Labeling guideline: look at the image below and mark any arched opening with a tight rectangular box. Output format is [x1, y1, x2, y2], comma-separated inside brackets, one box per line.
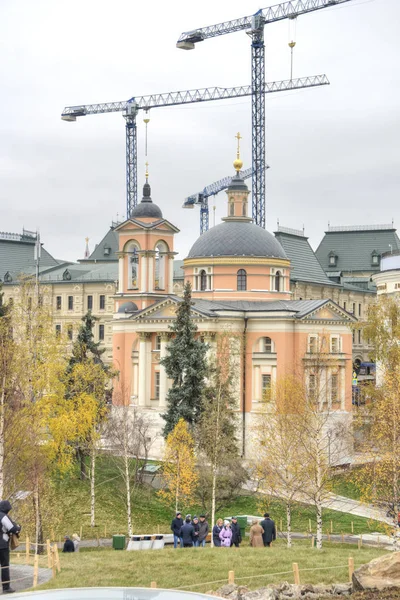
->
[275, 271, 281, 292]
[200, 270, 207, 291]
[155, 240, 168, 290]
[242, 202, 246, 216]
[230, 202, 234, 216]
[127, 242, 140, 289]
[237, 269, 247, 291]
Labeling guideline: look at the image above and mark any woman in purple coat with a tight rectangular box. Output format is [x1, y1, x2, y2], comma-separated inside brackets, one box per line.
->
[219, 521, 233, 547]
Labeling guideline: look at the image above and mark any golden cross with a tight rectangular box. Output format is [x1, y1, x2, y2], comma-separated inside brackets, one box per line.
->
[145, 161, 149, 179]
[235, 132, 242, 157]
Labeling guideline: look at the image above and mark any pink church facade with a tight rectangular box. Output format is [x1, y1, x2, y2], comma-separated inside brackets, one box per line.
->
[112, 166, 355, 459]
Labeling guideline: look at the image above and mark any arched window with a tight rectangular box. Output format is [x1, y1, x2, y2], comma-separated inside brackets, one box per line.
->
[155, 241, 167, 289]
[263, 337, 273, 353]
[127, 242, 140, 289]
[242, 202, 247, 216]
[237, 269, 247, 291]
[230, 202, 234, 216]
[200, 270, 207, 291]
[275, 271, 281, 292]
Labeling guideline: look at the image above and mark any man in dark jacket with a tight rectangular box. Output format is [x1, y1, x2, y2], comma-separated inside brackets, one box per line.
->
[198, 515, 209, 547]
[170, 512, 184, 548]
[62, 535, 75, 553]
[230, 517, 242, 547]
[0, 500, 21, 594]
[180, 517, 195, 548]
[260, 513, 276, 547]
[192, 516, 200, 546]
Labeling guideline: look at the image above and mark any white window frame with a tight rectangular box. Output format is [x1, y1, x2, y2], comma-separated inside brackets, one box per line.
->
[308, 335, 318, 354]
[330, 335, 341, 354]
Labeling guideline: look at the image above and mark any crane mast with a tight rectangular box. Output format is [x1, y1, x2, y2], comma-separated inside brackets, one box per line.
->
[62, 75, 329, 218]
[177, 0, 355, 228]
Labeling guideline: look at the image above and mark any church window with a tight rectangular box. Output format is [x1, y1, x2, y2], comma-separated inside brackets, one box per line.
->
[99, 295, 105, 310]
[309, 335, 318, 353]
[200, 270, 207, 291]
[87, 295, 93, 310]
[275, 271, 281, 292]
[237, 269, 247, 291]
[154, 372, 160, 400]
[262, 337, 273, 353]
[128, 242, 140, 289]
[242, 202, 246, 216]
[262, 374, 271, 396]
[330, 336, 340, 353]
[155, 335, 161, 351]
[68, 296, 73, 310]
[331, 373, 339, 402]
[56, 296, 62, 310]
[230, 202, 234, 216]
[99, 324, 105, 341]
[309, 374, 316, 396]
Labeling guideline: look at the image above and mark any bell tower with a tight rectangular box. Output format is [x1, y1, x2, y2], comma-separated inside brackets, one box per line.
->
[222, 132, 252, 222]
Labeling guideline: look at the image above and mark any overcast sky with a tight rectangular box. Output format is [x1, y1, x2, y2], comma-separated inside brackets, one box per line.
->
[1, 0, 399, 263]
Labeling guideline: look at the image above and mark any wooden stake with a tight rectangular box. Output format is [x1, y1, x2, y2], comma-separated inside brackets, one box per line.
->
[357, 539, 361, 550]
[46, 539, 51, 568]
[79, 525, 83, 540]
[308, 519, 312, 533]
[26, 537, 30, 564]
[327, 531, 331, 542]
[150, 582, 157, 589]
[348, 557, 354, 580]
[351, 521, 354, 534]
[228, 570, 235, 584]
[377, 535, 380, 546]
[54, 544, 61, 573]
[360, 534, 363, 547]
[51, 548, 57, 579]
[341, 533, 344, 543]
[311, 536, 315, 548]
[33, 554, 39, 588]
[292, 563, 300, 585]
[330, 520, 333, 534]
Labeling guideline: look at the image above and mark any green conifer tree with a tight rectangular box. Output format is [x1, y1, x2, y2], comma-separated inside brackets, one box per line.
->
[161, 282, 208, 437]
[67, 311, 107, 371]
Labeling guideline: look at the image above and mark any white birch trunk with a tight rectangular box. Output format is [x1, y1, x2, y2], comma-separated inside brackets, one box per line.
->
[210, 464, 217, 548]
[90, 445, 96, 528]
[286, 502, 292, 548]
[125, 453, 132, 537]
[0, 376, 5, 499]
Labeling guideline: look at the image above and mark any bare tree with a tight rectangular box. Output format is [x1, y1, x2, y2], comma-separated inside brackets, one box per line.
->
[104, 399, 153, 536]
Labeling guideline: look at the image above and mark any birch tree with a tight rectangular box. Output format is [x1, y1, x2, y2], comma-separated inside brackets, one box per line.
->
[105, 402, 153, 536]
[158, 418, 198, 512]
[196, 332, 243, 544]
[255, 376, 308, 548]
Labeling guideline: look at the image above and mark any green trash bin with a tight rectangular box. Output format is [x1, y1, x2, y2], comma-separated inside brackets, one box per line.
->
[112, 534, 126, 550]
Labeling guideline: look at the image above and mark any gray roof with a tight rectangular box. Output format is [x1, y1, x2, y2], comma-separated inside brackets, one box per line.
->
[135, 296, 351, 321]
[274, 230, 336, 286]
[188, 221, 287, 259]
[0, 235, 59, 281]
[87, 227, 119, 262]
[227, 173, 249, 192]
[315, 227, 400, 272]
[39, 262, 118, 283]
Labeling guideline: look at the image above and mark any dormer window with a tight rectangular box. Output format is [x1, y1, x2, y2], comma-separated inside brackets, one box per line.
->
[4, 272, 12, 283]
[63, 269, 71, 281]
[328, 251, 337, 267]
[371, 250, 380, 266]
[103, 246, 111, 256]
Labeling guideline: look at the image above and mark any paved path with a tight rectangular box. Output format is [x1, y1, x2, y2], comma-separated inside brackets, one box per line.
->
[9, 564, 52, 592]
[318, 493, 392, 525]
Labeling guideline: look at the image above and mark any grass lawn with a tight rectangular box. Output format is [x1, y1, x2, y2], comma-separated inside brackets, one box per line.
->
[32, 457, 386, 541]
[28, 541, 388, 593]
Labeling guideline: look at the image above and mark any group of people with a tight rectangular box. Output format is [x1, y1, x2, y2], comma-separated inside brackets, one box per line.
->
[170, 511, 276, 548]
[62, 533, 80, 553]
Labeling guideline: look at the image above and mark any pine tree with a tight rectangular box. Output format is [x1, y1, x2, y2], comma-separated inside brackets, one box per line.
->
[161, 282, 208, 437]
[67, 311, 107, 372]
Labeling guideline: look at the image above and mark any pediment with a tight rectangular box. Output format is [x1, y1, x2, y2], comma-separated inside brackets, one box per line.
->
[133, 297, 209, 321]
[115, 219, 179, 234]
[300, 302, 356, 322]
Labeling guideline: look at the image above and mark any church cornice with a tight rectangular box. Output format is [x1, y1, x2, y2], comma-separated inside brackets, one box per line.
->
[183, 257, 290, 267]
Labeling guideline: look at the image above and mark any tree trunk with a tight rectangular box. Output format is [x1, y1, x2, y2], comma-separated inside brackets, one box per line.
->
[90, 445, 96, 528]
[286, 502, 292, 548]
[210, 463, 217, 548]
[0, 376, 5, 499]
[78, 448, 88, 481]
[125, 454, 132, 537]
[33, 474, 44, 555]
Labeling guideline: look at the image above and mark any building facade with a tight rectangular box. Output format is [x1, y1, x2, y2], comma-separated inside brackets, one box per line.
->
[112, 162, 356, 460]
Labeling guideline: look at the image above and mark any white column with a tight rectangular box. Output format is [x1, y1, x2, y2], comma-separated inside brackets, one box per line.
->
[168, 257, 174, 293]
[118, 255, 124, 293]
[133, 363, 139, 399]
[138, 333, 150, 406]
[159, 333, 170, 407]
[140, 254, 147, 292]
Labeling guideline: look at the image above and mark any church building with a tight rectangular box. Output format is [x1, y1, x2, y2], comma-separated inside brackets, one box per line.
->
[112, 152, 356, 459]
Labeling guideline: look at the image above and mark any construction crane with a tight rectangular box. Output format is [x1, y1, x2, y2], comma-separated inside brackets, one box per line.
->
[177, 0, 355, 229]
[183, 165, 269, 235]
[61, 75, 329, 219]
